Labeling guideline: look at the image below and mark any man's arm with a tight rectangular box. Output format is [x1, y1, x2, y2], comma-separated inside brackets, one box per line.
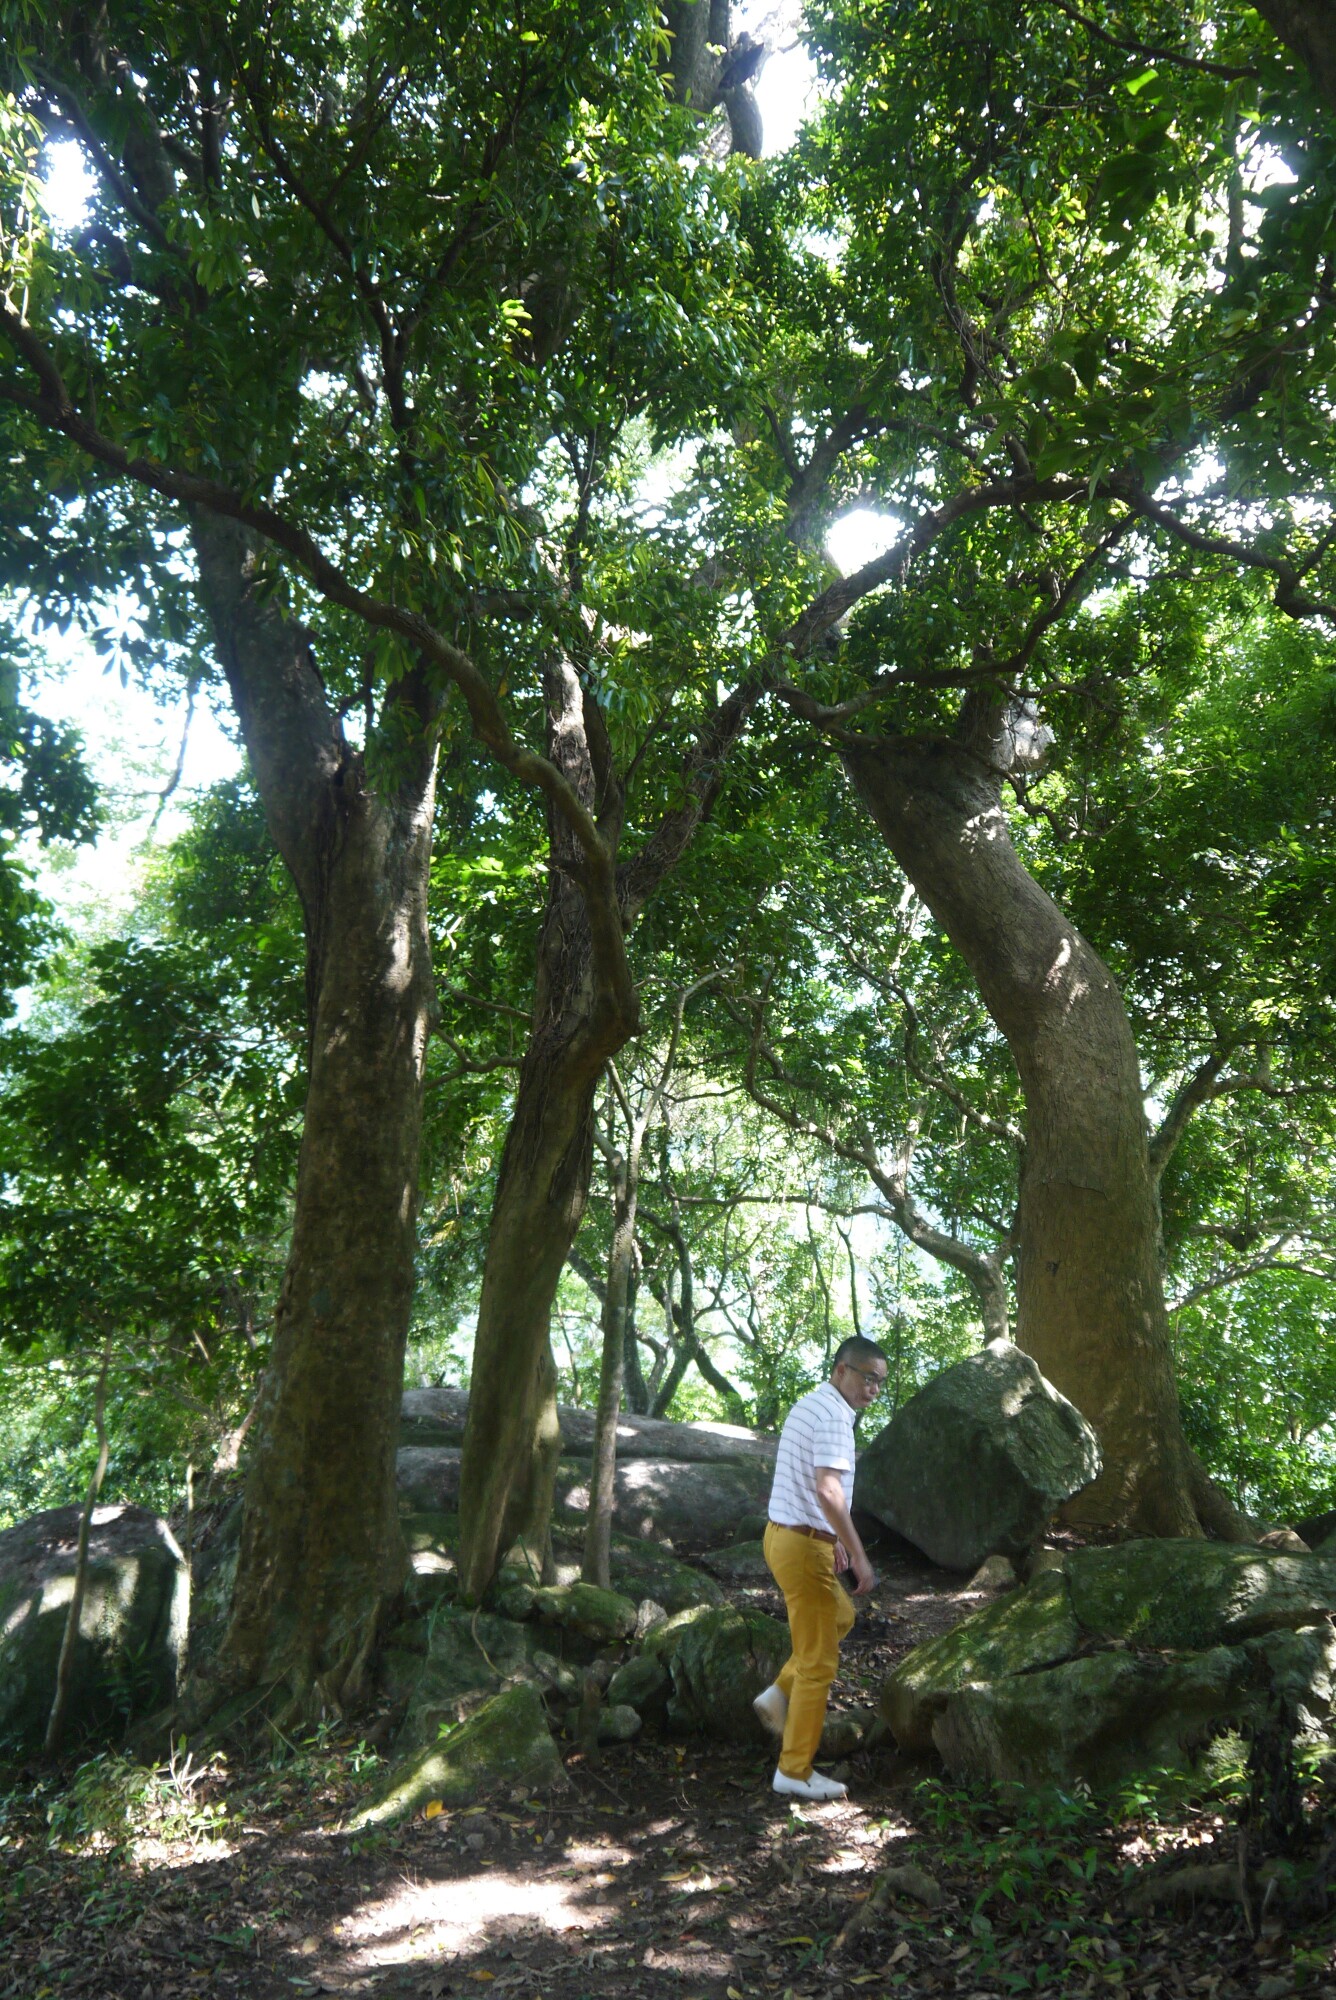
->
[814, 1467, 876, 1595]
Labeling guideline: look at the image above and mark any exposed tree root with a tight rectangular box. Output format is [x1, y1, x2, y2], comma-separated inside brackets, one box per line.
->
[1124, 1847, 1289, 1921]
[1188, 1455, 1262, 1544]
[832, 1860, 943, 1953]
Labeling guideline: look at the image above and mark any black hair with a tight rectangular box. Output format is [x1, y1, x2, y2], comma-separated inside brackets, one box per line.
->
[832, 1335, 888, 1371]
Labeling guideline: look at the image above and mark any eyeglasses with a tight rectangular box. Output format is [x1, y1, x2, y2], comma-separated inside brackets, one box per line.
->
[840, 1362, 887, 1394]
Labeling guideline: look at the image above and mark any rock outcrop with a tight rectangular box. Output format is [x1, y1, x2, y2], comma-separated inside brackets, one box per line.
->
[853, 1340, 1101, 1571]
[882, 1539, 1336, 1787]
[0, 1504, 189, 1753]
[398, 1386, 776, 1550]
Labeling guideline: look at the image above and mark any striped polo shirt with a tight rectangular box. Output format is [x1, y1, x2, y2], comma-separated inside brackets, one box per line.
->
[768, 1380, 856, 1533]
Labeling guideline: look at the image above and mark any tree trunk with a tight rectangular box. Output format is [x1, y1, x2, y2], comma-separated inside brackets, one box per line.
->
[193, 521, 440, 1713]
[842, 730, 1201, 1536]
[622, 1256, 651, 1414]
[45, 1340, 111, 1759]
[457, 662, 635, 1602]
[583, 1162, 637, 1587]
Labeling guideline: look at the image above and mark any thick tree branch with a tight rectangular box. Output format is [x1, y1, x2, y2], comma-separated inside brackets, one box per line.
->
[237, 70, 413, 433]
[1170, 1235, 1322, 1311]
[1045, 0, 1259, 81]
[1111, 480, 1336, 623]
[1148, 1049, 1233, 1179]
[0, 307, 623, 907]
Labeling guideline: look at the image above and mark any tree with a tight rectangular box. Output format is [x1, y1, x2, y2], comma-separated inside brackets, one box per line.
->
[0, 0, 692, 1700]
[725, 0, 1336, 1532]
[0, 0, 823, 1677]
[6, 0, 1336, 1717]
[579, 977, 712, 1588]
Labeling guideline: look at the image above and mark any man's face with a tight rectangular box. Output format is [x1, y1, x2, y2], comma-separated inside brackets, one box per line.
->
[833, 1357, 887, 1412]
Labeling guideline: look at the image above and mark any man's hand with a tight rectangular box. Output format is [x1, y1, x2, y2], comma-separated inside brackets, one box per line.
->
[848, 1548, 876, 1596]
[814, 1467, 877, 1597]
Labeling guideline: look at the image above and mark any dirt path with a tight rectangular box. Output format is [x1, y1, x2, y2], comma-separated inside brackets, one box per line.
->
[3, 1550, 1329, 1999]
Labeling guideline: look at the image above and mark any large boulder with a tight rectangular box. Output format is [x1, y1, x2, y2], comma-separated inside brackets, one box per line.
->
[354, 1683, 568, 1825]
[512, 1581, 639, 1645]
[401, 1386, 776, 1467]
[644, 1603, 789, 1739]
[1065, 1539, 1336, 1648]
[935, 1625, 1336, 1790]
[555, 1456, 772, 1548]
[0, 1504, 189, 1753]
[395, 1448, 771, 1552]
[881, 1568, 1084, 1754]
[882, 1538, 1336, 1788]
[397, 1387, 776, 1551]
[853, 1340, 1101, 1571]
[588, 1535, 725, 1613]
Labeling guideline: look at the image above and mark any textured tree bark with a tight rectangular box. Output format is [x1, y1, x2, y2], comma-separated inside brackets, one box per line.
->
[582, 1162, 638, 1588]
[457, 662, 636, 1603]
[194, 521, 439, 1713]
[842, 729, 1202, 1535]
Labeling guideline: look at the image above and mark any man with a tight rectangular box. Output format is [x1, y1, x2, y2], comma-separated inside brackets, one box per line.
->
[754, 1336, 887, 1801]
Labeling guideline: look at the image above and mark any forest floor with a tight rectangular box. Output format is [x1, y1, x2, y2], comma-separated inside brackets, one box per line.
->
[4, 1546, 1335, 2000]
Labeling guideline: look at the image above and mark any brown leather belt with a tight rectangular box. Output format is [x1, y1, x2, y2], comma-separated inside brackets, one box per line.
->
[769, 1521, 837, 1546]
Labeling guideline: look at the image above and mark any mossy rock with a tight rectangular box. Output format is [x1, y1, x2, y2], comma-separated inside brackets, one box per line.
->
[705, 1539, 772, 1585]
[0, 1505, 189, 1753]
[889, 1540, 1336, 1788]
[354, 1683, 567, 1825]
[610, 1541, 725, 1612]
[389, 1606, 585, 1746]
[1065, 1541, 1336, 1650]
[606, 1652, 672, 1720]
[545, 1526, 725, 1614]
[598, 1703, 642, 1743]
[1244, 1624, 1336, 1738]
[881, 1569, 1083, 1754]
[491, 1581, 538, 1621]
[661, 1605, 790, 1740]
[641, 1603, 718, 1664]
[528, 1581, 638, 1644]
[932, 1643, 1256, 1789]
[928, 1624, 1336, 1784]
[821, 1707, 874, 1759]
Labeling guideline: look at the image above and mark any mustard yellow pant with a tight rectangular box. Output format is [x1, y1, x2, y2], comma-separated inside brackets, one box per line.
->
[764, 1523, 857, 1779]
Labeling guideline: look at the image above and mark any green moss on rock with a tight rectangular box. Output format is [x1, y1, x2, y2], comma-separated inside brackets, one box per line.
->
[528, 1581, 638, 1643]
[1065, 1541, 1336, 1650]
[881, 1570, 1083, 1753]
[662, 1606, 789, 1739]
[606, 1652, 672, 1719]
[932, 1644, 1254, 1789]
[388, 1606, 585, 1747]
[354, 1683, 567, 1825]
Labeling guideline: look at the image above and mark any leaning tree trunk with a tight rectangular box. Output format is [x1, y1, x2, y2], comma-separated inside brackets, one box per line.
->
[194, 521, 440, 1714]
[457, 662, 636, 1603]
[843, 730, 1202, 1536]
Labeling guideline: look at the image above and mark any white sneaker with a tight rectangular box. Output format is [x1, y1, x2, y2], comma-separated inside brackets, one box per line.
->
[753, 1683, 788, 1736]
[772, 1768, 847, 1802]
